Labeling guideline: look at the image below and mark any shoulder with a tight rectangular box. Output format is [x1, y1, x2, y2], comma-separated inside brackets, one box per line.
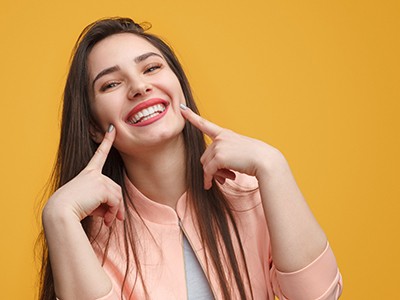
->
[218, 172, 261, 212]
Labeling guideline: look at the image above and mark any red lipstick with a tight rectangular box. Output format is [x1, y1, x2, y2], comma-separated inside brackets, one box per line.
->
[126, 98, 169, 127]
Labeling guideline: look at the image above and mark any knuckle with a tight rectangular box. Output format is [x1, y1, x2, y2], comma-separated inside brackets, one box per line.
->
[95, 146, 106, 157]
[214, 152, 224, 162]
[116, 185, 123, 195]
[219, 129, 231, 138]
[224, 128, 233, 134]
[100, 184, 109, 197]
[198, 117, 207, 129]
[203, 164, 214, 174]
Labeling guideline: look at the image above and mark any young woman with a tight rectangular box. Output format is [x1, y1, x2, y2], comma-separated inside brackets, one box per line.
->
[38, 17, 343, 300]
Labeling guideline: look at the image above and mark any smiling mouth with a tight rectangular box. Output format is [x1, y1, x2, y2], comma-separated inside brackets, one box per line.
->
[127, 103, 166, 125]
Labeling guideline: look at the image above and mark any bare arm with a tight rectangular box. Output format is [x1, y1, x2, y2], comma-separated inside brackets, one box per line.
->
[255, 150, 326, 272]
[180, 104, 327, 272]
[42, 126, 124, 299]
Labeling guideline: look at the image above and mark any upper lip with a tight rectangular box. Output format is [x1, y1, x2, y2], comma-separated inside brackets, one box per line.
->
[125, 98, 169, 123]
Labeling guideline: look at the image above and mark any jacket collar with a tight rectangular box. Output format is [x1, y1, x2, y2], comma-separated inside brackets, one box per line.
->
[124, 174, 189, 225]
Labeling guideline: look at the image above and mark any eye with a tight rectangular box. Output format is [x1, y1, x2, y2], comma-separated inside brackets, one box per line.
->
[144, 63, 162, 74]
[100, 81, 120, 92]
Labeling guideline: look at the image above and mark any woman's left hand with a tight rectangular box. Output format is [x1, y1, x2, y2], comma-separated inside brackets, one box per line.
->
[180, 104, 283, 189]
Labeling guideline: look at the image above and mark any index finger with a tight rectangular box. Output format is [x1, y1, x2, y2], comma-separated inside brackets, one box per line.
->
[180, 104, 222, 139]
[87, 124, 116, 170]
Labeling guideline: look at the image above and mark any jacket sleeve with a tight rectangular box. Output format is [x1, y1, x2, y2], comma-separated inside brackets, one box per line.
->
[270, 242, 343, 300]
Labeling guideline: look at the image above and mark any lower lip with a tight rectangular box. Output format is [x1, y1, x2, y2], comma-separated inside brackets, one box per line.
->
[130, 105, 169, 127]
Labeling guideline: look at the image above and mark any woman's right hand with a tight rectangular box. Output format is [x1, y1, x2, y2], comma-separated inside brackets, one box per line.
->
[44, 125, 124, 227]
[42, 125, 123, 299]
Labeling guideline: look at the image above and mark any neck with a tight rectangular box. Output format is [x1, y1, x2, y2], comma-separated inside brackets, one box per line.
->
[121, 135, 186, 209]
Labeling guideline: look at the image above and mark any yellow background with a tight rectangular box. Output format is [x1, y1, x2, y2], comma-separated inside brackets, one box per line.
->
[1, 0, 399, 299]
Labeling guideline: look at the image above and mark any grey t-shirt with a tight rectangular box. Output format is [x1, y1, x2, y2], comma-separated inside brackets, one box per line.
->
[183, 235, 214, 299]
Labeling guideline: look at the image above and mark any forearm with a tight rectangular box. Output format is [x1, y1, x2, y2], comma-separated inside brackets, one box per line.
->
[180, 107, 329, 272]
[256, 150, 327, 273]
[43, 202, 112, 300]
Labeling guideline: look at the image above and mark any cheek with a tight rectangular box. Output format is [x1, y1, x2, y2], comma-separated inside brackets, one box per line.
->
[161, 73, 185, 100]
[90, 101, 119, 130]
[176, 113, 186, 131]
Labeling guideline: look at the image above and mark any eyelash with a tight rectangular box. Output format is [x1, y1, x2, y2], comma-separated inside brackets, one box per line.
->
[99, 63, 163, 92]
[144, 63, 162, 74]
[100, 81, 120, 92]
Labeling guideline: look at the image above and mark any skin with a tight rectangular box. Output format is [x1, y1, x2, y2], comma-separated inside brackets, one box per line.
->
[88, 33, 188, 207]
[43, 33, 327, 299]
[180, 106, 327, 272]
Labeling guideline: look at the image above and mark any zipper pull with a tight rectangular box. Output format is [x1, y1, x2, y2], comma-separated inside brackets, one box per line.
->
[178, 217, 183, 228]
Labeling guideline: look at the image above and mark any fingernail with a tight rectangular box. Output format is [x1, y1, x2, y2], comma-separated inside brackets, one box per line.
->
[108, 124, 114, 132]
[180, 103, 188, 110]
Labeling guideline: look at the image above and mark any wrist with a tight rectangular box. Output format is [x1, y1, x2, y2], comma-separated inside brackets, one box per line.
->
[42, 197, 81, 230]
[254, 146, 289, 180]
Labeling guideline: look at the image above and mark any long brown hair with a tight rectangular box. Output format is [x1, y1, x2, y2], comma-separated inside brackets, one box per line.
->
[38, 17, 253, 300]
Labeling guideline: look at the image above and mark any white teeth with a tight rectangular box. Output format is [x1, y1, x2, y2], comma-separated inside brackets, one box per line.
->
[128, 104, 166, 124]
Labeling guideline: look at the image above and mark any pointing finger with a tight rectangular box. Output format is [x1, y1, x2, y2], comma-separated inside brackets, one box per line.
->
[180, 104, 222, 140]
[87, 124, 116, 170]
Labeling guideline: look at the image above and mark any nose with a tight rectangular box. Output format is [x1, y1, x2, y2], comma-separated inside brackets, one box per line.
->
[128, 80, 152, 99]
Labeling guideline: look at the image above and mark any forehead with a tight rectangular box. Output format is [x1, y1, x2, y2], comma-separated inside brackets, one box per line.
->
[88, 33, 162, 77]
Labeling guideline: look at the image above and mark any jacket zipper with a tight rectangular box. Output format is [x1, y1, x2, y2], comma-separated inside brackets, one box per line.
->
[178, 217, 217, 300]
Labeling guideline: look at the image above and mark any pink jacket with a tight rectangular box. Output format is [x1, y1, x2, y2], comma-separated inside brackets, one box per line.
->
[91, 173, 343, 299]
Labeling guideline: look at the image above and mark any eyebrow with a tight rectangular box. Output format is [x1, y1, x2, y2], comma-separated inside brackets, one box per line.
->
[92, 65, 120, 88]
[134, 52, 163, 63]
[92, 52, 163, 88]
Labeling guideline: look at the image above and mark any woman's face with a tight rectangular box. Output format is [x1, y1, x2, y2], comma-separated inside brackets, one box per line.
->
[87, 33, 186, 155]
